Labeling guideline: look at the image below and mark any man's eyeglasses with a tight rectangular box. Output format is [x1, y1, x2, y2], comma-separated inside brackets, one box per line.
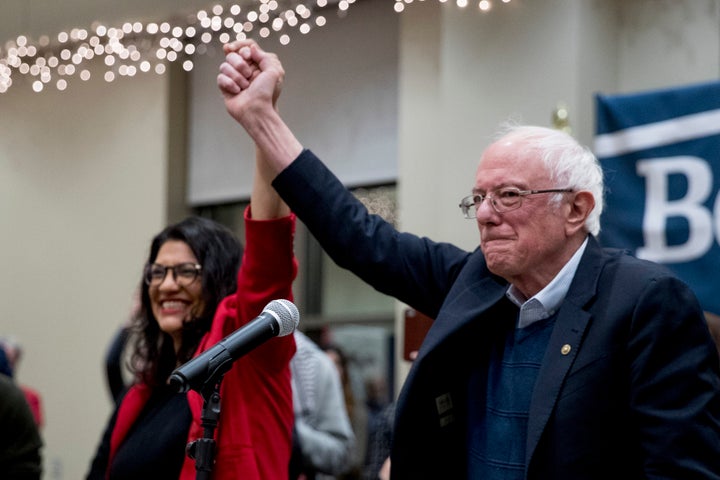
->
[144, 262, 202, 286]
[458, 187, 573, 218]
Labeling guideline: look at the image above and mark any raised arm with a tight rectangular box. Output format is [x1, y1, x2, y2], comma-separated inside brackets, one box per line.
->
[217, 40, 303, 176]
[250, 146, 290, 219]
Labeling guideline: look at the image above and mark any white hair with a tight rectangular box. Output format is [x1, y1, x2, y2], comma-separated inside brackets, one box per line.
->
[490, 122, 604, 236]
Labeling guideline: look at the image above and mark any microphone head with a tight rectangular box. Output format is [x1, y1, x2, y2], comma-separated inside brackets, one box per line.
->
[264, 299, 299, 336]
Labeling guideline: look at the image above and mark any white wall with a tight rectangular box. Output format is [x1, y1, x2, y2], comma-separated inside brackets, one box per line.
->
[617, 0, 720, 92]
[187, 0, 400, 204]
[0, 64, 168, 478]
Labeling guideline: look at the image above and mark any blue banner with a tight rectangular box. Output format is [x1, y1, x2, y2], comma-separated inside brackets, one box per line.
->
[595, 80, 720, 316]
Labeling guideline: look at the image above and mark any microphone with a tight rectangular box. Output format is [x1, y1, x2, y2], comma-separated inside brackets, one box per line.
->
[169, 299, 299, 393]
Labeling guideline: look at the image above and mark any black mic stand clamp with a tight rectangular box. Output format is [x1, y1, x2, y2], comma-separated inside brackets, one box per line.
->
[186, 375, 225, 480]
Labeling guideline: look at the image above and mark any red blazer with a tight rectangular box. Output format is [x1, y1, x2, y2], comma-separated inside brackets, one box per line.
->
[110, 209, 298, 480]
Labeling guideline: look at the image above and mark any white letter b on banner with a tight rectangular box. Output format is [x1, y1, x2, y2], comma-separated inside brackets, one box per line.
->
[636, 156, 714, 263]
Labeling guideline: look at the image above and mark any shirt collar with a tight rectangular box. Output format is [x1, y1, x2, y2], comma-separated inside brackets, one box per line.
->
[506, 237, 588, 329]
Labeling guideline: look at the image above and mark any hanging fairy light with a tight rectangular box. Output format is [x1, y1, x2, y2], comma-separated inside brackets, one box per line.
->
[0, 0, 356, 94]
[393, 0, 510, 14]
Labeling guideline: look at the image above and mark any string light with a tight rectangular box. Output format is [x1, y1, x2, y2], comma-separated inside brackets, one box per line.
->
[393, 0, 510, 14]
[0, 0, 356, 94]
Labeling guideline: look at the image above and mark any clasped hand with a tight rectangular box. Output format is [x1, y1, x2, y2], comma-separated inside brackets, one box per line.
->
[217, 39, 284, 124]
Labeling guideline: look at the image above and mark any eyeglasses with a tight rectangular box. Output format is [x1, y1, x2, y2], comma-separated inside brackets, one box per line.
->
[144, 262, 202, 286]
[458, 187, 573, 218]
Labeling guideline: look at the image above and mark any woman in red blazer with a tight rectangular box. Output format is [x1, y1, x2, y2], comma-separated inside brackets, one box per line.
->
[87, 153, 297, 480]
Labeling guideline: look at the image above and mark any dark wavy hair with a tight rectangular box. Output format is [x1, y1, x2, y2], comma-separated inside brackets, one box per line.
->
[130, 216, 243, 388]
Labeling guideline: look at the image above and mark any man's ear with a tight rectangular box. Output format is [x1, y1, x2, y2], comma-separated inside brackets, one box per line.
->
[566, 191, 594, 235]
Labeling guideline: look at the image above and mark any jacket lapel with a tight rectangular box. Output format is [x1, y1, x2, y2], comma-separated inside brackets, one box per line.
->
[418, 273, 508, 360]
[524, 236, 605, 465]
[398, 255, 507, 415]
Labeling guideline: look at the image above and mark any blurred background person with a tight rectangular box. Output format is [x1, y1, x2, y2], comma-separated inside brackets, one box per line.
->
[86, 153, 298, 479]
[362, 401, 394, 480]
[104, 323, 131, 406]
[322, 344, 357, 438]
[705, 311, 720, 364]
[363, 351, 416, 480]
[290, 330, 356, 480]
[322, 341, 367, 479]
[0, 335, 44, 429]
[0, 348, 43, 479]
[103, 291, 141, 406]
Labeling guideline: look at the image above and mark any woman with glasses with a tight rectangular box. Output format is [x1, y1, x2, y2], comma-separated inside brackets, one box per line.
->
[87, 152, 298, 480]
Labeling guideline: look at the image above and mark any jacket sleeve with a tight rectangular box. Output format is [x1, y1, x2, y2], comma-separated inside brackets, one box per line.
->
[627, 274, 720, 477]
[232, 207, 298, 371]
[273, 149, 470, 319]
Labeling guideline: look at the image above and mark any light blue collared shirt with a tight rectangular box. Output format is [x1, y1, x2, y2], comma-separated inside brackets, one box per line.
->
[506, 237, 589, 329]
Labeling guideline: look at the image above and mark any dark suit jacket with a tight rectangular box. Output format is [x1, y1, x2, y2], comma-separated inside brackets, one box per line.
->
[275, 149, 720, 479]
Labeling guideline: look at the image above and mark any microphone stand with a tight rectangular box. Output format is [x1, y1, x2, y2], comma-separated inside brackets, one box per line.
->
[186, 374, 225, 480]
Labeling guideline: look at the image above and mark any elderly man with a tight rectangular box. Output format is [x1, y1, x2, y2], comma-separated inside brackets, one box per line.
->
[217, 40, 720, 479]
